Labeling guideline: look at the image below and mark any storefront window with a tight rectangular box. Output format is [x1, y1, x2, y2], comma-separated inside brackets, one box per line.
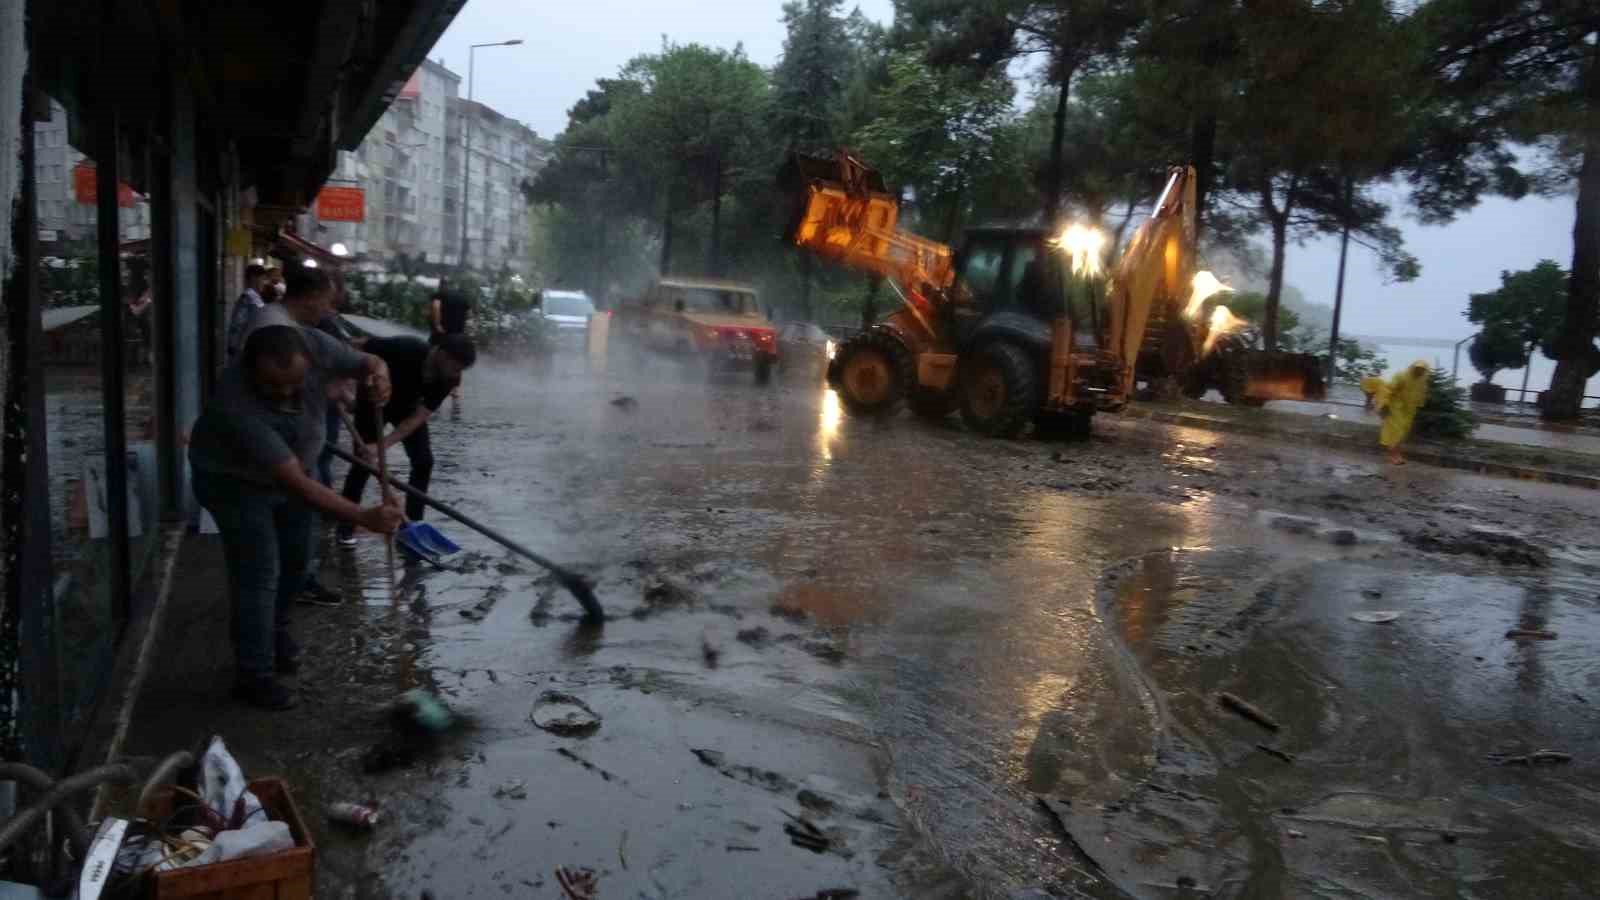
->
[123, 144, 161, 583]
[38, 97, 117, 734]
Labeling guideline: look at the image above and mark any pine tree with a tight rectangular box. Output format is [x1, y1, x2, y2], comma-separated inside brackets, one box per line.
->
[1412, 366, 1477, 441]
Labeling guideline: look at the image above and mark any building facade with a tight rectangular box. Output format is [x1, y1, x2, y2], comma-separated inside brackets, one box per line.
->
[1, 0, 466, 782]
[447, 98, 551, 277]
[305, 59, 461, 268]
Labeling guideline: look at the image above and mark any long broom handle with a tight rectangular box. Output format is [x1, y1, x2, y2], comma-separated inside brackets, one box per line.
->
[338, 405, 396, 600]
[324, 442, 575, 580]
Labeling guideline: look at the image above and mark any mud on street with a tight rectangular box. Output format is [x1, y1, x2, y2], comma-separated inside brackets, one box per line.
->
[131, 354, 1600, 899]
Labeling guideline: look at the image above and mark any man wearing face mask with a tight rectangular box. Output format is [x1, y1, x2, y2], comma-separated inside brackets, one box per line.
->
[337, 333, 477, 546]
[190, 325, 403, 710]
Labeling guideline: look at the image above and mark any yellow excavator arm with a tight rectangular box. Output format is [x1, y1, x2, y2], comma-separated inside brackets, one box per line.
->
[1104, 166, 1198, 394]
[779, 151, 955, 292]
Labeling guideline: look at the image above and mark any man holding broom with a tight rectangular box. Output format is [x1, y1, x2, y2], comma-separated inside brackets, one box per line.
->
[337, 333, 477, 546]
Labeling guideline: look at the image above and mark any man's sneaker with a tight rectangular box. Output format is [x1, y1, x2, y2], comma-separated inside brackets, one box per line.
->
[231, 676, 297, 711]
[298, 580, 343, 607]
[336, 526, 357, 548]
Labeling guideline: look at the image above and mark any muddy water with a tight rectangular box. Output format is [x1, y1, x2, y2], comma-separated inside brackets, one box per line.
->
[306, 356, 1600, 898]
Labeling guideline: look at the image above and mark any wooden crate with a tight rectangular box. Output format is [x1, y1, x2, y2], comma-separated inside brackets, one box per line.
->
[140, 778, 315, 900]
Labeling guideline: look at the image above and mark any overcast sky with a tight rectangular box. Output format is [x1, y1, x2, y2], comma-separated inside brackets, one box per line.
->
[430, 0, 1578, 342]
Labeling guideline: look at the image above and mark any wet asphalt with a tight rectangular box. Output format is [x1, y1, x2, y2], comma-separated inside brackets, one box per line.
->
[193, 351, 1600, 898]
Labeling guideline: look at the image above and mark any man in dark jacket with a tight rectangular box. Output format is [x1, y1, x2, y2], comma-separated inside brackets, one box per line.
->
[337, 333, 477, 545]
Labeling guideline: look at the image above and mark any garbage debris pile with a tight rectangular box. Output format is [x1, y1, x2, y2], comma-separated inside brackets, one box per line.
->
[111, 736, 303, 882]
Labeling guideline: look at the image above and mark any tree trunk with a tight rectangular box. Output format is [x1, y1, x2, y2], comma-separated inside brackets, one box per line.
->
[708, 158, 724, 277]
[862, 277, 881, 329]
[660, 199, 674, 276]
[1189, 113, 1217, 241]
[1327, 177, 1354, 383]
[1044, 64, 1075, 228]
[1328, 222, 1349, 382]
[1264, 218, 1287, 351]
[943, 190, 963, 245]
[1543, 40, 1600, 420]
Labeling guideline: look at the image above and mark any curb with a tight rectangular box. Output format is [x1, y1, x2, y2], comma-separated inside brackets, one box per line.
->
[1120, 407, 1600, 491]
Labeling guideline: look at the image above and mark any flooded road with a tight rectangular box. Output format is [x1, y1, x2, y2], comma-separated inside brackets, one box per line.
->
[260, 355, 1600, 898]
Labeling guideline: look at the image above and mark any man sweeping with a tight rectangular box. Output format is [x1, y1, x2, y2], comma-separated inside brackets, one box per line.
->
[337, 333, 477, 546]
[190, 325, 403, 710]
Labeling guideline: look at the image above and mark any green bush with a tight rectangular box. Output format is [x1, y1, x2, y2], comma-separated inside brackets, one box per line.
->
[1412, 366, 1476, 441]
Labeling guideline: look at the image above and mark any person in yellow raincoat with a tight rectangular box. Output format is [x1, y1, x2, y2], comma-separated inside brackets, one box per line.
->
[1361, 361, 1430, 465]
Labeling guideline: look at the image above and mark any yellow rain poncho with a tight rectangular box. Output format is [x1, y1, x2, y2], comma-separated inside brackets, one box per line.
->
[1362, 361, 1431, 449]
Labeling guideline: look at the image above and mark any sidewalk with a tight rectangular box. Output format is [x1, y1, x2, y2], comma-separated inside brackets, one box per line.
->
[1122, 398, 1600, 489]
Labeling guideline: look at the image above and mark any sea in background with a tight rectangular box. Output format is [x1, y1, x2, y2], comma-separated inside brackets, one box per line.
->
[1362, 337, 1600, 408]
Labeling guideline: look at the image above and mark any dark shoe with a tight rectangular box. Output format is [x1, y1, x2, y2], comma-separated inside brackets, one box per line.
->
[298, 580, 343, 607]
[231, 676, 297, 710]
[336, 526, 357, 548]
[275, 634, 301, 675]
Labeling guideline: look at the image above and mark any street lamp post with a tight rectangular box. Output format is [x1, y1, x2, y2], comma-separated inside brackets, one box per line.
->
[459, 39, 522, 272]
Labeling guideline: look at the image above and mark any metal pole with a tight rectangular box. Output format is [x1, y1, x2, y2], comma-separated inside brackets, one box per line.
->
[459, 46, 474, 271]
[1452, 333, 1474, 387]
[1327, 177, 1353, 385]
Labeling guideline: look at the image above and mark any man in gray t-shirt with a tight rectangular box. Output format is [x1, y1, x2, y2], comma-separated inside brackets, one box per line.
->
[191, 265, 396, 711]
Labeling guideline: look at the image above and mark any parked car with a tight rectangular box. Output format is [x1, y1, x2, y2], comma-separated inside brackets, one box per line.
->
[610, 277, 778, 383]
[532, 289, 597, 349]
[777, 322, 835, 380]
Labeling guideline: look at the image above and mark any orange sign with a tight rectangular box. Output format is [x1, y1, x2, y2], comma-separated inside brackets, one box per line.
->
[72, 163, 136, 207]
[316, 186, 366, 223]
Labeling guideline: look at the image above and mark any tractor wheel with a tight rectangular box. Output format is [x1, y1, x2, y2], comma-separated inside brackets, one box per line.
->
[959, 342, 1040, 439]
[908, 388, 956, 422]
[832, 330, 912, 416]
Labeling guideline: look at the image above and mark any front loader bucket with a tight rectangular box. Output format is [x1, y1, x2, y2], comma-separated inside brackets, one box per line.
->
[777, 151, 955, 292]
[1239, 351, 1327, 402]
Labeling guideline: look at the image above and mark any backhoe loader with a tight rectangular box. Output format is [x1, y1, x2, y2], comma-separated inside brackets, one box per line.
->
[779, 151, 1322, 437]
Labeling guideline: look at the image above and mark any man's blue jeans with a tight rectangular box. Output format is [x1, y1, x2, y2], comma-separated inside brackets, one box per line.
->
[194, 471, 312, 679]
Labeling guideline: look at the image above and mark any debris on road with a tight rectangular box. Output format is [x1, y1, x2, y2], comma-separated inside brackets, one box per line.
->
[1505, 628, 1558, 641]
[1256, 744, 1295, 764]
[460, 583, 506, 621]
[1489, 750, 1572, 766]
[797, 789, 837, 815]
[701, 625, 723, 667]
[1350, 611, 1401, 624]
[1404, 528, 1550, 567]
[555, 865, 598, 900]
[737, 625, 772, 647]
[610, 395, 639, 410]
[691, 748, 797, 792]
[327, 802, 381, 829]
[727, 843, 761, 852]
[532, 691, 602, 737]
[1218, 692, 1281, 732]
[783, 815, 830, 854]
[493, 778, 528, 800]
[396, 689, 457, 734]
[554, 747, 618, 783]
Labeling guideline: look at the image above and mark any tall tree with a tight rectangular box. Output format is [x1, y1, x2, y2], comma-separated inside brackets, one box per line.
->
[606, 42, 769, 276]
[852, 48, 1017, 240]
[1466, 260, 1569, 395]
[899, 0, 1142, 226]
[771, 0, 854, 151]
[1212, 0, 1421, 349]
[1415, 1, 1600, 419]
